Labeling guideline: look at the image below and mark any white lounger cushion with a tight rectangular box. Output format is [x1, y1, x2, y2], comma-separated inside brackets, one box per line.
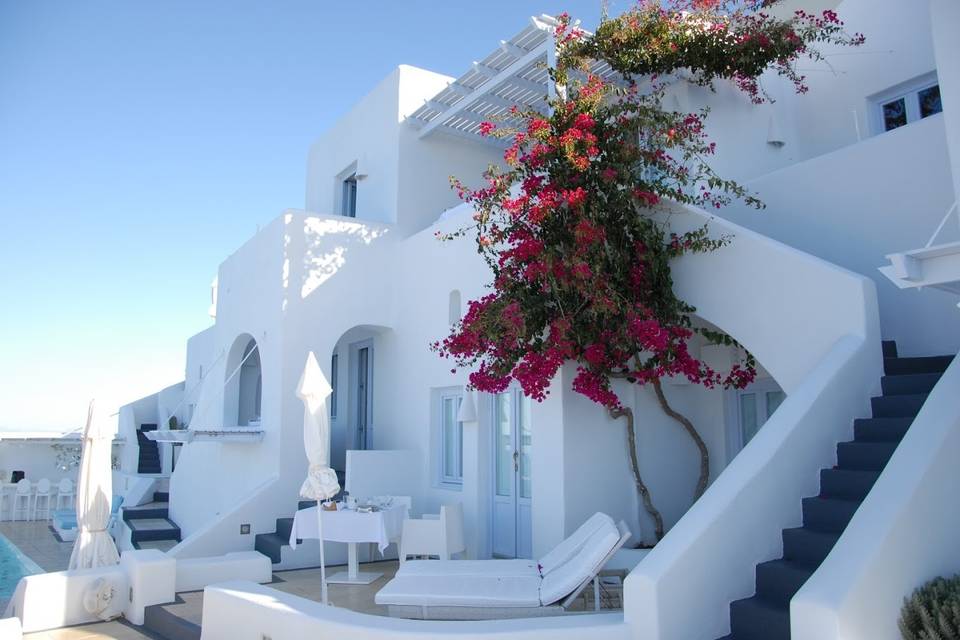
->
[375, 575, 542, 608]
[397, 559, 538, 579]
[539, 519, 621, 605]
[537, 512, 616, 576]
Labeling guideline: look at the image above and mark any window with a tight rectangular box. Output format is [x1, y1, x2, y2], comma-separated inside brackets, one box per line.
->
[341, 174, 357, 217]
[873, 74, 942, 133]
[330, 354, 338, 418]
[440, 393, 464, 485]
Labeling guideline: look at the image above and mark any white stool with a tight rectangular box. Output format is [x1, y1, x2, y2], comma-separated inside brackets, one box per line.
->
[31, 479, 52, 521]
[55, 478, 75, 510]
[13, 479, 32, 521]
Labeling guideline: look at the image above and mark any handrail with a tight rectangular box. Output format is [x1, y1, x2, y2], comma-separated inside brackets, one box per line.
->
[925, 200, 958, 248]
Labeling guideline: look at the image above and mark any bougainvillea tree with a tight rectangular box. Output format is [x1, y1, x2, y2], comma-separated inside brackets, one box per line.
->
[434, 0, 864, 541]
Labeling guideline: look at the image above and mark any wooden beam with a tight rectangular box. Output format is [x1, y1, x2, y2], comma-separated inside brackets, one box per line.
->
[431, 123, 510, 148]
[419, 41, 549, 139]
[500, 40, 530, 58]
[506, 76, 549, 97]
[472, 62, 501, 79]
[445, 82, 474, 97]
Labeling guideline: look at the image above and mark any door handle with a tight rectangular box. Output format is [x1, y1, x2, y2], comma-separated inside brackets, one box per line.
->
[513, 450, 519, 472]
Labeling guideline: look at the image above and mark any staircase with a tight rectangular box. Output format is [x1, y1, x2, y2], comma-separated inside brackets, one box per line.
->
[137, 423, 161, 474]
[717, 341, 953, 640]
[254, 500, 316, 564]
[123, 491, 181, 552]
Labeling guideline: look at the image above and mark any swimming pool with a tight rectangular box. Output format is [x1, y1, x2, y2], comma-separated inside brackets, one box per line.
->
[0, 532, 42, 601]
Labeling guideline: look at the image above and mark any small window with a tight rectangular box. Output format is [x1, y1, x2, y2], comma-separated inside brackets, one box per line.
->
[873, 74, 942, 133]
[448, 290, 462, 325]
[341, 174, 357, 217]
[330, 354, 339, 418]
[440, 394, 463, 485]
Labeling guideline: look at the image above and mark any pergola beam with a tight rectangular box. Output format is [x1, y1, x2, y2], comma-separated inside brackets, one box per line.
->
[500, 40, 530, 58]
[418, 41, 550, 139]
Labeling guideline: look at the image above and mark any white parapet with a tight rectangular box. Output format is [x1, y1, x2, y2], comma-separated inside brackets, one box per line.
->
[6, 566, 128, 633]
[175, 551, 272, 593]
[120, 549, 176, 625]
[0, 617, 22, 640]
[200, 581, 631, 640]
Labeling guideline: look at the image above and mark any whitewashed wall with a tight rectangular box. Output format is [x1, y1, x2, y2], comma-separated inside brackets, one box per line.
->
[720, 114, 958, 357]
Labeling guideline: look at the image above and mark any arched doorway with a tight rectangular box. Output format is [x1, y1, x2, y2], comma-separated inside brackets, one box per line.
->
[225, 335, 262, 427]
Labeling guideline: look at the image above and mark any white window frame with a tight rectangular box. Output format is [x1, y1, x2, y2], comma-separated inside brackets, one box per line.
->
[334, 161, 359, 218]
[869, 71, 941, 135]
[431, 387, 464, 490]
[440, 393, 464, 485]
[330, 353, 338, 418]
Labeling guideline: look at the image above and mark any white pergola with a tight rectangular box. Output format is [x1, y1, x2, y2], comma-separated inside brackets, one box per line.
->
[406, 15, 620, 147]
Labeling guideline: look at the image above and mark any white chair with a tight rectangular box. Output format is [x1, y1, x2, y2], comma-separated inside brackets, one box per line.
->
[55, 478, 75, 511]
[31, 479, 52, 521]
[13, 479, 32, 521]
[399, 502, 465, 563]
[0, 486, 11, 522]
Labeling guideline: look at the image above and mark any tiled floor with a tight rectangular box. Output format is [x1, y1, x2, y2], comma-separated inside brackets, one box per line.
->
[0, 521, 73, 572]
[272, 560, 399, 615]
[23, 621, 154, 640]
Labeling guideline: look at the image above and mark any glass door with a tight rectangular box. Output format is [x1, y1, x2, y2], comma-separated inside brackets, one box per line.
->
[731, 379, 785, 457]
[491, 389, 532, 558]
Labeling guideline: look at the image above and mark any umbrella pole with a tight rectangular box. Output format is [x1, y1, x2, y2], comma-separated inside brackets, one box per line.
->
[317, 505, 328, 605]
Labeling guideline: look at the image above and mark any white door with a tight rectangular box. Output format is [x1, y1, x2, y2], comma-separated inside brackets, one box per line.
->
[491, 389, 533, 559]
[351, 340, 374, 450]
[728, 378, 786, 461]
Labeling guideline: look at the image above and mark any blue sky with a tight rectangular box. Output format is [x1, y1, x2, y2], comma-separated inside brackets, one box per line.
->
[0, 1, 610, 430]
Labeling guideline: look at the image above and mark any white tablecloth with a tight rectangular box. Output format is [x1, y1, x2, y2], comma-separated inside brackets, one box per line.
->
[289, 504, 408, 552]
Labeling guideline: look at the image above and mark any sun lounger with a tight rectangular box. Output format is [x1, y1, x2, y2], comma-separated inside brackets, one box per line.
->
[394, 512, 618, 579]
[374, 513, 630, 620]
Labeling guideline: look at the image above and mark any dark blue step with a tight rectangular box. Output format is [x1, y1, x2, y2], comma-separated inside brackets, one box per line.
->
[836, 441, 898, 471]
[123, 506, 170, 521]
[871, 393, 927, 418]
[276, 517, 294, 541]
[881, 340, 898, 358]
[782, 527, 839, 567]
[144, 598, 201, 640]
[153, 491, 169, 502]
[756, 559, 814, 606]
[853, 417, 912, 442]
[881, 372, 941, 396]
[129, 519, 181, 543]
[729, 597, 790, 640]
[802, 497, 860, 533]
[254, 532, 285, 564]
[884, 355, 952, 375]
[819, 468, 880, 500]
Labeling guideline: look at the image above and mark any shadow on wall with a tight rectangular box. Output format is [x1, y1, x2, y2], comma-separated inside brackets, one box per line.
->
[281, 213, 392, 306]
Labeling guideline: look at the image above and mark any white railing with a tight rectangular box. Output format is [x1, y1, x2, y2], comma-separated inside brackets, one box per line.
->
[925, 200, 958, 248]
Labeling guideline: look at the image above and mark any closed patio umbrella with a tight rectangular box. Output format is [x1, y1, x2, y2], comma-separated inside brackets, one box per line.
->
[69, 400, 120, 570]
[297, 351, 340, 605]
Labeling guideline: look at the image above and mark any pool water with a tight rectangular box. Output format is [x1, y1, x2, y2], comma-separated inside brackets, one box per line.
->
[0, 532, 42, 600]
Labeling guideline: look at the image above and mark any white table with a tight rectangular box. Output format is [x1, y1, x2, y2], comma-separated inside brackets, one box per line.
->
[289, 503, 408, 585]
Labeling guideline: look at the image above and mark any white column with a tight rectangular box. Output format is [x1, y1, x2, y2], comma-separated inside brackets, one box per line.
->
[931, 0, 960, 201]
[459, 391, 484, 559]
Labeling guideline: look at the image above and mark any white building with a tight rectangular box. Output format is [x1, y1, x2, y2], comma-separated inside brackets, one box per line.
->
[16, 1, 959, 639]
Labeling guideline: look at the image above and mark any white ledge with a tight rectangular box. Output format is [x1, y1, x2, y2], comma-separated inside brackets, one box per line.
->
[145, 428, 265, 444]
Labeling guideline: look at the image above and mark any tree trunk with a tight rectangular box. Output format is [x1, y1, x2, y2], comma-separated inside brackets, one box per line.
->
[610, 406, 665, 541]
[652, 378, 710, 500]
